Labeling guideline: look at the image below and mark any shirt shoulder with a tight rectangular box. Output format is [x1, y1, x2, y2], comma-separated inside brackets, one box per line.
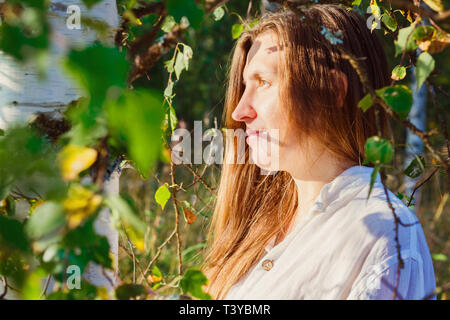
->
[341, 181, 436, 299]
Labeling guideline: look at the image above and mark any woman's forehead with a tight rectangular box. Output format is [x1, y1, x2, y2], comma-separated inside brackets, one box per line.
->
[244, 33, 280, 76]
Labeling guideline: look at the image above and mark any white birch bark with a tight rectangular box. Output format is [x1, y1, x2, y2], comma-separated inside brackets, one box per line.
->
[0, 0, 120, 299]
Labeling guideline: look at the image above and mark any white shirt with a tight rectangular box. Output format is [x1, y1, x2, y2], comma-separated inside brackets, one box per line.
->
[224, 165, 437, 300]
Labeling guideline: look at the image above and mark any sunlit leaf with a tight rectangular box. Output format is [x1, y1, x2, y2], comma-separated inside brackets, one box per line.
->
[357, 93, 373, 112]
[376, 85, 412, 120]
[180, 268, 211, 300]
[174, 52, 185, 80]
[403, 156, 426, 178]
[161, 15, 176, 33]
[364, 136, 394, 165]
[105, 89, 164, 176]
[183, 44, 193, 71]
[391, 65, 406, 80]
[232, 24, 244, 39]
[25, 202, 66, 240]
[212, 6, 225, 21]
[155, 184, 171, 210]
[432, 253, 448, 261]
[21, 268, 45, 300]
[58, 145, 98, 181]
[394, 21, 418, 56]
[381, 13, 397, 32]
[416, 52, 435, 90]
[63, 185, 102, 229]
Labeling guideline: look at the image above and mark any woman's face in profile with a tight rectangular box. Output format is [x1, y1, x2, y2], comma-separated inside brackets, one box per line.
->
[231, 32, 303, 174]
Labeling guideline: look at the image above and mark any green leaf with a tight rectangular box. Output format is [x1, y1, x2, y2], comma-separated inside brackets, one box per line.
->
[403, 155, 426, 178]
[166, 0, 204, 30]
[63, 218, 112, 269]
[0, 14, 50, 62]
[63, 44, 129, 145]
[21, 268, 46, 300]
[395, 22, 418, 56]
[431, 253, 448, 261]
[381, 13, 397, 32]
[116, 284, 147, 300]
[104, 195, 146, 235]
[416, 52, 435, 90]
[152, 265, 162, 278]
[212, 6, 225, 21]
[168, 104, 178, 134]
[364, 136, 394, 165]
[81, 0, 103, 9]
[174, 51, 185, 80]
[411, 26, 436, 44]
[161, 15, 176, 33]
[164, 59, 175, 73]
[105, 89, 164, 176]
[164, 82, 174, 98]
[357, 93, 373, 112]
[232, 24, 244, 39]
[0, 125, 66, 201]
[155, 184, 171, 210]
[376, 85, 413, 120]
[64, 44, 129, 108]
[368, 164, 381, 199]
[0, 215, 30, 252]
[182, 44, 194, 71]
[391, 65, 407, 81]
[180, 268, 212, 300]
[25, 202, 66, 240]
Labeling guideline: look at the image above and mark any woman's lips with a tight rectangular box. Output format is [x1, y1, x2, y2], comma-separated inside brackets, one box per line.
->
[246, 129, 264, 136]
[246, 129, 266, 144]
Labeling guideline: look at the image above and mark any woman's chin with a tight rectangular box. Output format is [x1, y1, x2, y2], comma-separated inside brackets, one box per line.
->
[249, 153, 279, 173]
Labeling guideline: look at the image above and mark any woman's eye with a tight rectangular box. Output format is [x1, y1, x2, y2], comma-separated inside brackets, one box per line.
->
[259, 79, 270, 88]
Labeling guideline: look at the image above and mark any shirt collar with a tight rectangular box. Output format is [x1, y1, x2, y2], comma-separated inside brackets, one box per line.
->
[312, 165, 381, 214]
[264, 165, 381, 253]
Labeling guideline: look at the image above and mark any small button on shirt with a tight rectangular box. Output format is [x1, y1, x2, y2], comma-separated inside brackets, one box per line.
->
[224, 165, 437, 300]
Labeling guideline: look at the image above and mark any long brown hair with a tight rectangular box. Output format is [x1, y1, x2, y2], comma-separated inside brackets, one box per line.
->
[201, 4, 390, 300]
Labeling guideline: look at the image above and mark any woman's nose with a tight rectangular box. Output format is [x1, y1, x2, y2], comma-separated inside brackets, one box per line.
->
[231, 93, 257, 123]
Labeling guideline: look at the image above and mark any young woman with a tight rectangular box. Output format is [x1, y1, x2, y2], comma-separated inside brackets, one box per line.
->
[201, 5, 436, 300]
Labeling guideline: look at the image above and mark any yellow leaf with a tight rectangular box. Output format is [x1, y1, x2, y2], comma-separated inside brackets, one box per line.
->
[63, 185, 102, 229]
[406, 10, 413, 23]
[427, 30, 450, 54]
[151, 274, 162, 283]
[59, 145, 97, 181]
[97, 287, 110, 300]
[423, 0, 444, 12]
[125, 225, 145, 251]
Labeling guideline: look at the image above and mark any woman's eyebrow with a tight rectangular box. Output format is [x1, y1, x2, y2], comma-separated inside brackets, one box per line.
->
[242, 69, 275, 85]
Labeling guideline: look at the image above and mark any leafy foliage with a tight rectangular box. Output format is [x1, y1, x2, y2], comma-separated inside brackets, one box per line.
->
[0, 0, 448, 301]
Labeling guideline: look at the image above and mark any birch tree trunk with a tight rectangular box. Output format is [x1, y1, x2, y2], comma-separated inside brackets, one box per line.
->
[0, 0, 120, 298]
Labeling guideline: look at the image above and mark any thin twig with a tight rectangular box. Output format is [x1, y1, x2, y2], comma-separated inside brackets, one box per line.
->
[382, 183, 404, 300]
[39, 275, 52, 300]
[407, 166, 440, 207]
[170, 161, 183, 277]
